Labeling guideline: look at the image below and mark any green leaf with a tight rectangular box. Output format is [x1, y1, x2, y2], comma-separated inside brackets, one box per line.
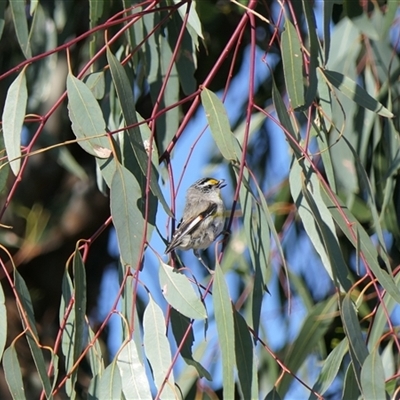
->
[368, 273, 400, 350]
[62, 248, 86, 397]
[14, 270, 54, 396]
[120, 275, 144, 367]
[110, 163, 145, 269]
[310, 338, 349, 398]
[233, 309, 255, 400]
[60, 272, 77, 398]
[321, 188, 400, 303]
[29, 0, 39, 16]
[89, 0, 104, 26]
[173, 0, 203, 41]
[159, 259, 207, 320]
[322, 0, 334, 64]
[281, 20, 304, 109]
[265, 388, 282, 400]
[170, 308, 212, 380]
[116, 340, 152, 399]
[3, 345, 26, 400]
[301, 0, 320, 106]
[272, 79, 301, 157]
[213, 263, 235, 399]
[106, 49, 172, 218]
[167, 12, 197, 95]
[153, 33, 180, 154]
[361, 350, 387, 400]
[84, 71, 105, 100]
[0, 282, 6, 359]
[143, 295, 176, 399]
[343, 363, 361, 399]
[341, 294, 369, 377]
[237, 172, 270, 338]
[98, 362, 122, 400]
[2, 68, 27, 176]
[289, 158, 352, 291]
[87, 325, 104, 378]
[9, 0, 32, 58]
[201, 88, 239, 161]
[321, 69, 393, 118]
[279, 296, 337, 397]
[67, 73, 111, 158]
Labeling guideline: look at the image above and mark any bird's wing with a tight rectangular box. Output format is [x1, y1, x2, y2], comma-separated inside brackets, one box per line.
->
[165, 202, 217, 253]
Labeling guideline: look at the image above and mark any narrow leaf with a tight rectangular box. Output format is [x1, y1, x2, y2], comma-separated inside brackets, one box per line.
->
[341, 294, 369, 373]
[213, 263, 235, 399]
[3, 345, 26, 400]
[289, 158, 352, 291]
[360, 350, 386, 400]
[343, 363, 361, 399]
[9, 0, 32, 58]
[170, 308, 212, 380]
[201, 88, 238, 161]
[233, 309, 254, 400]
[106, 49, 172, 217]
[321, 188, 400, 303]
[143, 295, 176, 399]
[2, 68, 27, 175]
[117, 340, 152, 399]
[310, 338, 349, 398]
[110, 164, 145, 269]
[322, 0, 334, 64]
[279, 296, 337, 397]
[0, 282, 6, 359]
[98, 362, 122, 400]
[321, 69, 393, 118]
[272, 79, 301, 157]
[281, 20, 304, 109]
[159, 259, 207, 320]
[67, 73, 110, 158]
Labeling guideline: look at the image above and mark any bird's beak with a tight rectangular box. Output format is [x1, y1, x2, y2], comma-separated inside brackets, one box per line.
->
[218, 179, 226, 189]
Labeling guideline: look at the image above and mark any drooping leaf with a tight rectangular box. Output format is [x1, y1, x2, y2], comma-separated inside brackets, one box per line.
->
[341, 294, 369, 382]
[201, 87, 239, 162]
[0, 282, 6, 359]
[321, 188, 400, 303]
[213, 263, 235, 399]
[143, 294, 176, 399]
[281, 20, 304, 109]
[14, 270, 53, 397]
[97, 362, 122, 400]
[360, 349, 387, 400]
[2, 68, 28, 176]
[110, 163, 145, 269]
[289, 158, 352, 291]
[342, 363, 361, 399]
[310, 338, 349, 398]
[9, 0, 32, 58]
[67, 73, 111, 158]
[117, 340, 152, 399]
[321, 69, 393, 118]
[233, 309, 256, 400]
[159, 259, 207, 320]
[3, 345, 26, 400]
[170, 308, 212, 380]
[106, 48, 172, 217]
[279, 296, 337, 397]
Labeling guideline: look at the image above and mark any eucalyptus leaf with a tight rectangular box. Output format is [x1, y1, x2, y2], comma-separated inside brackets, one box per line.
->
[2, 68, 27, 176]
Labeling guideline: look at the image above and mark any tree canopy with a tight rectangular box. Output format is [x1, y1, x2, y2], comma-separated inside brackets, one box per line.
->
[0, 0, 399, 399]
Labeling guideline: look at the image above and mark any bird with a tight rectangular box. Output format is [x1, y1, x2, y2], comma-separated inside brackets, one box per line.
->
[165, 177, 226, 273]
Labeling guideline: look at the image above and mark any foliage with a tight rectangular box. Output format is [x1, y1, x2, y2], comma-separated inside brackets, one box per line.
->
[0, 0, 399, 399]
